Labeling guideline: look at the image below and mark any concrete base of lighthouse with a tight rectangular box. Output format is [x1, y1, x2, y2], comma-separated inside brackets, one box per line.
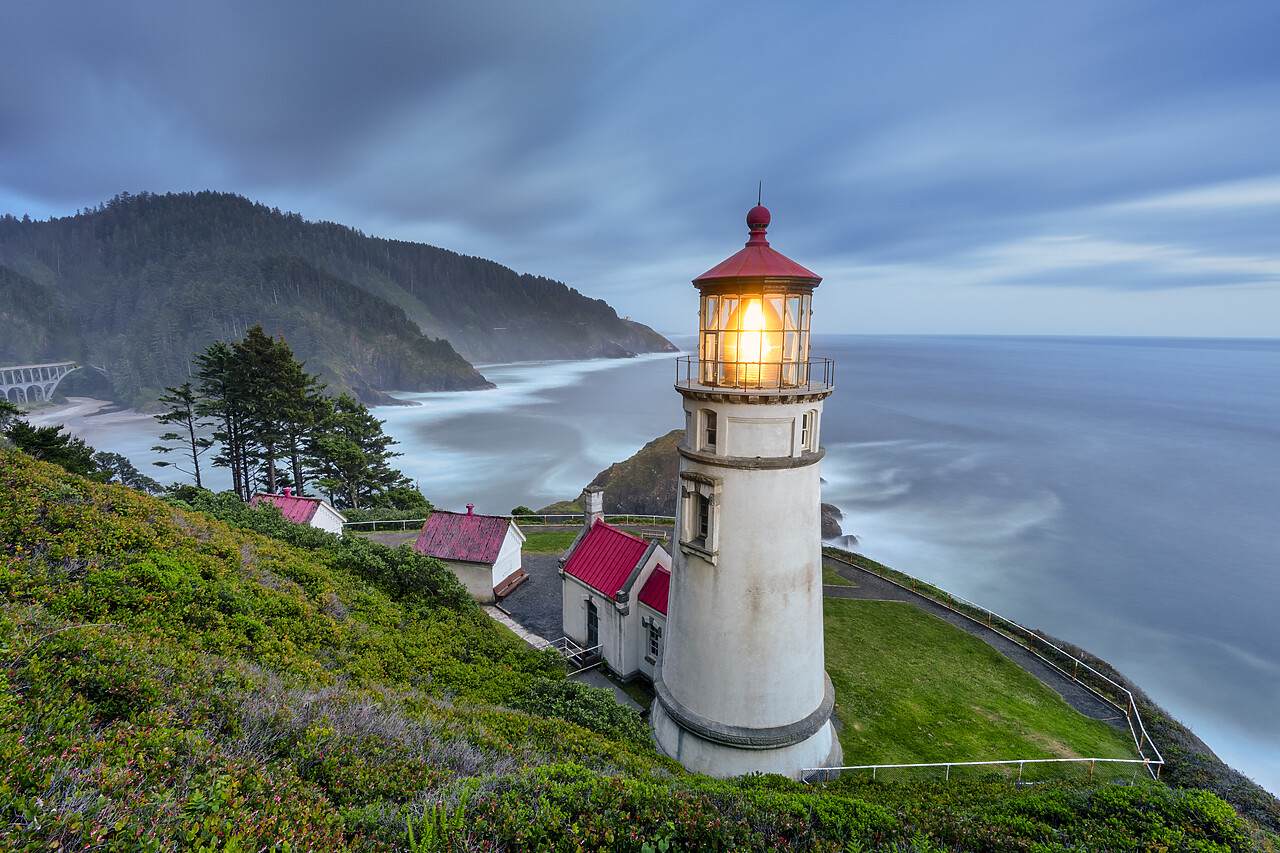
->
[650, 680, 844, 780]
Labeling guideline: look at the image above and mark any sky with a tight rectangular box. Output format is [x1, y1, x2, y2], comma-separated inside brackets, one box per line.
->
[2, 1, 1280, 337]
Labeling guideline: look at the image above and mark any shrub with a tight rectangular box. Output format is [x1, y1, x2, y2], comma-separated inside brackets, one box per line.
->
[514, 678, 653, 749]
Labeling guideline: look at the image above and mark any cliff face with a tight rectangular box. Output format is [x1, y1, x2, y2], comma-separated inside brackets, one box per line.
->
[587, 429, 684, 516]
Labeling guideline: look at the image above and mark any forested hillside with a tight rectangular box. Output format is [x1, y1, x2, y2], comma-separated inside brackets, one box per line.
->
[0, 191, 674, 406]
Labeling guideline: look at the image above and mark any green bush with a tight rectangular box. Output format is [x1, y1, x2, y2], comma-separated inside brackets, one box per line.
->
[514, 678, 653, 749]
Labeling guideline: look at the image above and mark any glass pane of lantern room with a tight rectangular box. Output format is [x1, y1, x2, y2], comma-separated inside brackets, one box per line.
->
[719, 296, 739, 331]
[703, 295, 720, 330]
[786, 296, 801, 332]
[701, 333, 717, 383]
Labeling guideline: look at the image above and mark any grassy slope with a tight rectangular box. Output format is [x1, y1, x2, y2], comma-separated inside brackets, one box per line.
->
[826, 600, 1136, 779]
[1, 450, 1272, 851]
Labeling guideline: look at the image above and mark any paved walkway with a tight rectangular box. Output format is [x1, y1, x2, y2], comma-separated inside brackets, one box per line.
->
[821, 555, 1128, 729]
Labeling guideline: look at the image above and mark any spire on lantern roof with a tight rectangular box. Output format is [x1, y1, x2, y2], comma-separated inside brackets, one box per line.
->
[693, 204, 821, 285]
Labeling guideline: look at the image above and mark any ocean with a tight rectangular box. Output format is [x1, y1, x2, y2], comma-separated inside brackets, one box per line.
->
[27, 334, 1280, 795]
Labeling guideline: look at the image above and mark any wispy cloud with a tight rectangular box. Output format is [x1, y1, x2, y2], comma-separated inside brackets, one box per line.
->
[1112, 175, 1280, 212]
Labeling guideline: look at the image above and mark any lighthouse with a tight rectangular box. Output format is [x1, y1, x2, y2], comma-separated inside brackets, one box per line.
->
[650, 203, 842, 779]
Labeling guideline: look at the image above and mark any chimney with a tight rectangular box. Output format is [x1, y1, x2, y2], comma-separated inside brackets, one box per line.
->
[283, 487, 292, 497]
[466, 503, 475, 516]
[580, 486, 604, 532]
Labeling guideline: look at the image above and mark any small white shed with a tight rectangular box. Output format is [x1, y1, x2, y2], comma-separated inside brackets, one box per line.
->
[251, 487, 347, 535]
[413, 506, 527, 603]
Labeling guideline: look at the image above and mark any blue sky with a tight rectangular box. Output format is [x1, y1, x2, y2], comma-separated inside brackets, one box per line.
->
[2, 1, 1279, 337]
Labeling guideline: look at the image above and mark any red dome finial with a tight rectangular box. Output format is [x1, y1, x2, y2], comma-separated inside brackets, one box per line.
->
[746, 204, 770, 246]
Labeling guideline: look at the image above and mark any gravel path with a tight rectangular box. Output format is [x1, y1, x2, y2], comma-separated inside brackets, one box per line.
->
[499, 553, 565, 642]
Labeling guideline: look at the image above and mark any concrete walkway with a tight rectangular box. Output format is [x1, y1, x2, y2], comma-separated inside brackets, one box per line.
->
[822, 555, 1128, 729]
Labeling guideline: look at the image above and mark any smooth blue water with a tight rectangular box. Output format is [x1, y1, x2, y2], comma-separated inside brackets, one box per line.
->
[34, 334, 1280, 794]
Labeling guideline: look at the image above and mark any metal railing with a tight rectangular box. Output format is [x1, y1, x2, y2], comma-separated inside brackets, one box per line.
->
[342, 518, 429, 532]
[806, 550, 1165, 783]
[546, 637, 604, 675]
[343, 514, 676, 532]
[808, 757, 1162, 784]
[675, 356, 834, 393]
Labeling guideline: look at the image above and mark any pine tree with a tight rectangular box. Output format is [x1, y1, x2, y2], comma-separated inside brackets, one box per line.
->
[308, 393, 409, 510]
[151, 382, 214, 489]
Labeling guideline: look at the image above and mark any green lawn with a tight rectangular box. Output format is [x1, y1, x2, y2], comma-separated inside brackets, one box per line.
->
[822, 565, 855, 586]
[522, 529, 580, 554]
[824, 599, 1138, 781]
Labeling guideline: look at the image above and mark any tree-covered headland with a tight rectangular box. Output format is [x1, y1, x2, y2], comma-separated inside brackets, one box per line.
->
[0, 191, 675, 407]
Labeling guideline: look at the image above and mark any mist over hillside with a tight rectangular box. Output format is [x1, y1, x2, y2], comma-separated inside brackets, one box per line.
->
[0, 191, 674, 406]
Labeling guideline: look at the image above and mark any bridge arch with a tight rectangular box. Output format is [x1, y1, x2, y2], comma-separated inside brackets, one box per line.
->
[0, 361, 80, 405]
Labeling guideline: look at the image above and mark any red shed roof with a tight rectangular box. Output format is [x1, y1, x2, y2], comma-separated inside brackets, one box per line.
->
[638, 566, 670, 615]
[563, 520, 650, 599]
[694, 205, 821, 285]
[414, 511, 511, 565]
[251, 490, 321, 524]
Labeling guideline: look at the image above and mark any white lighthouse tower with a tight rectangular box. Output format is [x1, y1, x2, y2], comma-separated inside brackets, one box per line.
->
[651, 203, 842, 779]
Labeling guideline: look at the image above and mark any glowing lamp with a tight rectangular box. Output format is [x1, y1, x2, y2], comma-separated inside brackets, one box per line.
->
[691, 205, 820, 389]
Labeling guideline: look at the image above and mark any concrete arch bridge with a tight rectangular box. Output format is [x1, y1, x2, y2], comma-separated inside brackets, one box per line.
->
[1, 361, 80, 404]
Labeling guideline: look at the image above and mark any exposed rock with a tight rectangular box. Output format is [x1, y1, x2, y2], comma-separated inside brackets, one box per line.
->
[821, 503, 844, 540]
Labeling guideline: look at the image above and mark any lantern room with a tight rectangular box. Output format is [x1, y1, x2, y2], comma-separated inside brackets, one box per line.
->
[688, 204, 822, 390]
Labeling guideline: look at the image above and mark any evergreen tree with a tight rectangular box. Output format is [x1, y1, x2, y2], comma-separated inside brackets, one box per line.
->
[93, 451, 163, 493]
[6, 421, 107, 480]
[195, 340, 251, 500]
[151, 382, 214, 489]
[0, 399, 20, 431]
[230, 326, 289, 495]
[308, 393, 409, 510]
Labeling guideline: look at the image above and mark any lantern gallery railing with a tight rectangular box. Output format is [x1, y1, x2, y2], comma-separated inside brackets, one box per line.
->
[675, 355, 834, 393]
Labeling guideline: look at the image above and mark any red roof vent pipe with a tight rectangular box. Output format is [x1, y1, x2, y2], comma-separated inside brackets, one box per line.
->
[466, 503, 474, 516]
[283, 487, 292, 497]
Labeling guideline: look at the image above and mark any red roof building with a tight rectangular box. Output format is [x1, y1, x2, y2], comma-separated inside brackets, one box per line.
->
[250, 487, 346, 535]
[638, 566, 670, 616]
[562, 520, 651, 598]
[415, 510, 512, 565]
[560, 518, 671, 682]
[414, 505, 527, 603]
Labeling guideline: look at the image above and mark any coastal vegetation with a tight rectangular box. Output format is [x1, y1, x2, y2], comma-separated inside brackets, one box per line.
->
[0, 191, 674, 407]
[2, 448, 1277, 849]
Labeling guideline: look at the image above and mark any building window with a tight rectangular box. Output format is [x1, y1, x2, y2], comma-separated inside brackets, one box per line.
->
[679, 472, 720, 562]
[703, 410, 717, 450]
[800, 411, 811, 450]
[586, 599, 599, 649]
[648, 623, 662, 659]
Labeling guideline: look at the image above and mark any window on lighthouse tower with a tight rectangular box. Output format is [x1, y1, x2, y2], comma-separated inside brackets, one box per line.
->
[696, 493, 710, 543]
[679, 473, 720, 562]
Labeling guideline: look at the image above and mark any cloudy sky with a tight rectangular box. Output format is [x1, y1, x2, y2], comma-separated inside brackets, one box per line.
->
[3, 1, 1279, 337]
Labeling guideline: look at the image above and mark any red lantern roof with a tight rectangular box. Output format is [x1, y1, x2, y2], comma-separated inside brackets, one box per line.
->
[694, 205, 821, 285]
